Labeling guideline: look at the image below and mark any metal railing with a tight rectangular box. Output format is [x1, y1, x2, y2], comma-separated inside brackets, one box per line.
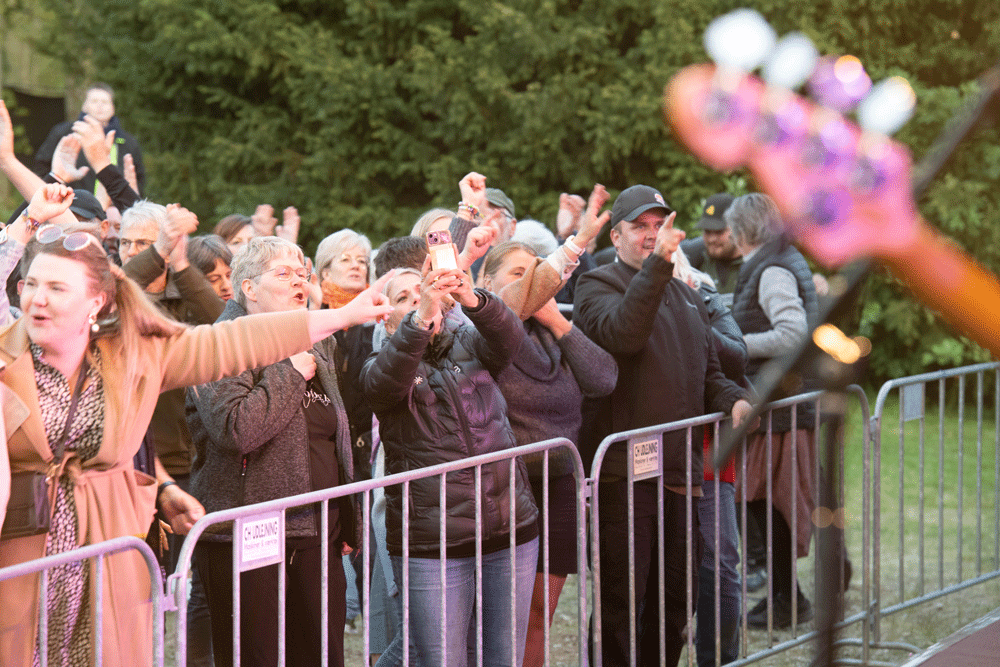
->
[868, 362, 1000, 661]
[586, 387, 873, 667]
[165, 438, 588, 667]
[0, 535, 165, 667]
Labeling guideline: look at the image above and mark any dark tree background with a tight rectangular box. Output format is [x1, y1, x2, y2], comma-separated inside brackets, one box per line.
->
[6, 0, 1000, 384]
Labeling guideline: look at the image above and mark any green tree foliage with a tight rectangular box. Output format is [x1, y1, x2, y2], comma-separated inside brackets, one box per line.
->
[17, 0, 1000, 386]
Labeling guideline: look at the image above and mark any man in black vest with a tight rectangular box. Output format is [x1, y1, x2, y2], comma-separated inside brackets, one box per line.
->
[574, 184, 752, 666]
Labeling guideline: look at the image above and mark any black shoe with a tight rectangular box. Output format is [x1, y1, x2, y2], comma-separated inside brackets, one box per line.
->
[746, 591, 813, 629]
[745, 565, 768, 593]
[840, 558, 853, 593]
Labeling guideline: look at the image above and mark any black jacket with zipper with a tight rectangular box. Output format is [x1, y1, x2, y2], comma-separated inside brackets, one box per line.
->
[362, 289, 538, 557]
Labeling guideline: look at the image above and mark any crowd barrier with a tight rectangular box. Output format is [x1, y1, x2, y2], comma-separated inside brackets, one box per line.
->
[587, 388, 868, 667]
[0, 535, 165, 667]
[165, 437, 588, 667]
[866, 362, 1000, 664]
[6, 364, 999, 667]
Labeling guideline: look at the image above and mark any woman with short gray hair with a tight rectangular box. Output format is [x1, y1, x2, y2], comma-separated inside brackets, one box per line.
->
[724, 192, 783, 252]
[188, 234, 358, 667]
[728, 192, 823, 630]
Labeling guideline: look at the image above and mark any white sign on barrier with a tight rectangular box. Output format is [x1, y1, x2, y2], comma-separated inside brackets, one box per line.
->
[237, 512, 284, 571]
[630, 435, 662, 481]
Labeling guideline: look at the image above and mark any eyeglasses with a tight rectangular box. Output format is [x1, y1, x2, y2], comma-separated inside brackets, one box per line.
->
[119, 237, 157, 252]
[36, 224, 107, 256]
[263, 265, 310, 281]
[337, 254, 369, 269]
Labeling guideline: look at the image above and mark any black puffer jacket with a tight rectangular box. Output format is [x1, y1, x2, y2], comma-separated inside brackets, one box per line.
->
[362, 290, 538, 557]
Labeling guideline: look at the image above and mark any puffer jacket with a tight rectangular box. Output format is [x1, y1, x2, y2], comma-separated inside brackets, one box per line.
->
[362, 289, 538, 557]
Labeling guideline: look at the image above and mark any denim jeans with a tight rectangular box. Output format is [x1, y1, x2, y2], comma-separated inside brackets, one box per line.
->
[389, 537, 538, 667]
[695, 480, 741, 666]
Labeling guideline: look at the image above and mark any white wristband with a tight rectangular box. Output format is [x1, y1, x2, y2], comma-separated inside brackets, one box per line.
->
[563, 235, 584, 257]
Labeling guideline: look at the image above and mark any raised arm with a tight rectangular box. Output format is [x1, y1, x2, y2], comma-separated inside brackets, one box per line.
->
[0, 102, 75, 227]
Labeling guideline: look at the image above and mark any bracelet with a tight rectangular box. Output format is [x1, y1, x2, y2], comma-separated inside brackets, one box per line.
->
[563, 235, 584, 257]
[19, 212, 42, 235]
[411, 313, 433, 331]
[157, 481, 178, 497]
[47, 172, 66, 185]
[457, 201, 483, 220]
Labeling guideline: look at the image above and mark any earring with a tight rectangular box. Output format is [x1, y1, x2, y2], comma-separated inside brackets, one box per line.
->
[89, 312, 99, 333]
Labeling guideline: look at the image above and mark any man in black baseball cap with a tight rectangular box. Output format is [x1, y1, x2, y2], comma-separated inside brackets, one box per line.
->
[681, 192, 742, 296]
[574, 183, 753, 667]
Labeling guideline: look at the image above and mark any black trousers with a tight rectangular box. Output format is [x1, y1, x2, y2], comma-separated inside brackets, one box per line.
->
[196, 539, 347, 667]
[596, 480, 702, 667]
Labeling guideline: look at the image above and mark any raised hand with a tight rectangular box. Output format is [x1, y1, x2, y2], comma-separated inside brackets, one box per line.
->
[251, 204, 277, 236]
[72, 114, 114, 172]
[0, 100, 15, 167]
[652, 211, 684, 260]
[276, 206, 300, 243]
[458, 171, 488, 216]
[155, 203, 199, 259]
[123, 153, 139, 194]
[556, 193, 586, 239]
[26, 183, 75, 224]
[52, 134, 90, 182]
[338, 270, 396, 328]
[458, 224, 497, 271]
[575, 184, 612, 248]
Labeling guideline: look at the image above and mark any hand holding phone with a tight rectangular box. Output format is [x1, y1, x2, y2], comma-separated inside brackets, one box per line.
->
[426, 230, 459, 271]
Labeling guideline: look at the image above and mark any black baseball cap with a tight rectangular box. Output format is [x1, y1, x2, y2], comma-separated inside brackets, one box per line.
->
[696, 193, 734, 231]
[70, 189, 107, 221]
[610, 185, 672, 227]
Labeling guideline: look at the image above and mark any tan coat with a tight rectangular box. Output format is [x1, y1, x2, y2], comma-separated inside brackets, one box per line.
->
[0, 309, 311, 666]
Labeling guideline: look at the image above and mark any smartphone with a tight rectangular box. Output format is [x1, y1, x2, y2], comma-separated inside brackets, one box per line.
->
[426, 230, 459, 271]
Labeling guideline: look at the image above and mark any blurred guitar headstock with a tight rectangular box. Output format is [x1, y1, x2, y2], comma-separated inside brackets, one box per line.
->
[665, 9, 920, 268]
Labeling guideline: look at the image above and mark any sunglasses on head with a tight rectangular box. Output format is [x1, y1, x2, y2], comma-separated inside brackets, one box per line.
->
[36, 224, 107, 256]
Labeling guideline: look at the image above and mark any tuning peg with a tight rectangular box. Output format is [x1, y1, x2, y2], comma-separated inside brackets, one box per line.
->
[808, 55, 872, 113]
[754, 33, 818, 145]
[858, 76, 916, 137]
[764, 33, 819, 91]
[704, 9, 777, 84]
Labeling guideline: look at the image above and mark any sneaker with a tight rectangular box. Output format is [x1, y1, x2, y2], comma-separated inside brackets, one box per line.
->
[745, 565, 768, 593]
[345, 616, 359, 635]
[746, 591, 813, 629]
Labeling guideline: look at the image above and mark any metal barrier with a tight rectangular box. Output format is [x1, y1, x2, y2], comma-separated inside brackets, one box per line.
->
[165, 437, 588, 667]
[868, 362, 1000, 662]
[0, 535, 165, 667]
[587, 387, 872, 667]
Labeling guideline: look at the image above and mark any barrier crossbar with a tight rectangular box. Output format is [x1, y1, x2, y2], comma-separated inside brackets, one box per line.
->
[587, 387, 872, 667]
[165, 437, 588, 667]
[868, 362, 1000, 660]
[0, 535, 165, 667]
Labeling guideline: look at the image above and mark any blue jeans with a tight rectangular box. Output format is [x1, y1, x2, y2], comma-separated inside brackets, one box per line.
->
[389, 537, 538, 667]
[695, 481, 741, 666]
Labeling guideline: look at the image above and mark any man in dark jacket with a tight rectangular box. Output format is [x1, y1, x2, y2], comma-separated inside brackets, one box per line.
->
[681, 192, 742, 298]
[34, 83, 146, 195]
[574, 184, 752, 667]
